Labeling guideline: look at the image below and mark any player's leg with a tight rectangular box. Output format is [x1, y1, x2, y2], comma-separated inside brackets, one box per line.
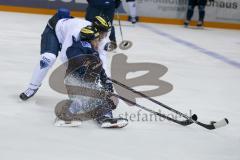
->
[86, 4, 117, 52]
[54, 98, 112, 127]
[102, 7, 118, 51]
[184, 0, 197, 27]
[97, 114, 128, 128]
[54, 99, 83, 127]
[197, 0, 207, 27]
[94, 94, 128, 128]
[85, 5, 101, 22]
[126, 0, 138, 24]
[56, 97, 128, 128]
[19, 26, 60, 100]
[55, 96, 128, 128]
[85, 5, 119, 51]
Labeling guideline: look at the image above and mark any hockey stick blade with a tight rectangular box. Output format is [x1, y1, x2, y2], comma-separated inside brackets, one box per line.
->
[213, 118, 229, 128]
[196, 118, 229, 130]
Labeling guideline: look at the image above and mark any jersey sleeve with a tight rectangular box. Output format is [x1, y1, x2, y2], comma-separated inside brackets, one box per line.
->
[57, 18, 92, 63]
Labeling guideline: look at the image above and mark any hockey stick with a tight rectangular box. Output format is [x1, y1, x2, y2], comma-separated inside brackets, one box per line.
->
[116, 10, 133, 50]
[66, 84, 195, 126]
[108, 78, 229, 130]
[111, 93, 196, 126]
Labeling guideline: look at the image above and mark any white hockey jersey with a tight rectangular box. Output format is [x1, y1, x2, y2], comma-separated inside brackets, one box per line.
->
[55, 18, 108, 71]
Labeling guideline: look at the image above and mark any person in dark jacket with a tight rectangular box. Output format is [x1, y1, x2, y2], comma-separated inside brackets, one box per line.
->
[85, 0, 122, 51]
[184, 0, 213, 28]
[55, 25, 128, 128]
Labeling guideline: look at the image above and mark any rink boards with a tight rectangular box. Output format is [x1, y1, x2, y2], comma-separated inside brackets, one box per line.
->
[0, 0, 240, 29]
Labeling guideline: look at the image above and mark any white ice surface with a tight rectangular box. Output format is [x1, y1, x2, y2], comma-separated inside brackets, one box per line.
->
[0, 11, 240, 160]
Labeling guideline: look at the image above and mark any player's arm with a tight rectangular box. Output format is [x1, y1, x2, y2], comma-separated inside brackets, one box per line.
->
[99, 69, 113, 93]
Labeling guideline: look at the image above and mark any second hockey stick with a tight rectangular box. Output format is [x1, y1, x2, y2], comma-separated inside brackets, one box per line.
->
[116, 10, 133, 50]
[108, 78, 229, 130]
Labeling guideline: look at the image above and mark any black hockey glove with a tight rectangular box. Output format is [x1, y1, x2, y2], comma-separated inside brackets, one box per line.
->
[48, 14, 59, 30]
[115, 0, 122, 8]
[103, 80, 114, 93]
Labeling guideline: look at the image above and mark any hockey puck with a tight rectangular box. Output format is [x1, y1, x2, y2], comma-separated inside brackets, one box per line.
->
[224, 118, 229, 124]
[119, 40, 133, 50]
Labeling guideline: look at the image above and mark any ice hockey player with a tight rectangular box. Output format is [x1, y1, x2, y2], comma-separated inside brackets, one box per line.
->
[126, 0, 138, 24]
[19, 8, 112, 101]
[85, 0, 122, 51]
[54, 26, 128, 128]
[184, 0, 213, 28]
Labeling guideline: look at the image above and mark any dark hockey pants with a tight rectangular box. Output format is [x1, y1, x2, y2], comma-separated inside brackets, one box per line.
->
[186, 0, 207, 23]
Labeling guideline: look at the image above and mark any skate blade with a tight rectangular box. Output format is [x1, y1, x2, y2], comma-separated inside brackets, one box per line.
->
[54, 120, 82, 127]
[101, 120, 128, 128]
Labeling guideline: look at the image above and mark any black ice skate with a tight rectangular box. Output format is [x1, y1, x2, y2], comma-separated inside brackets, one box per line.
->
[104, 41, 117, 52]
[19, 88, 38, 101]
[196, 21, 204, 29]
[128, 16, 137, 24]
[184, 21, 189, 28]
[101, 118, 128, 128]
